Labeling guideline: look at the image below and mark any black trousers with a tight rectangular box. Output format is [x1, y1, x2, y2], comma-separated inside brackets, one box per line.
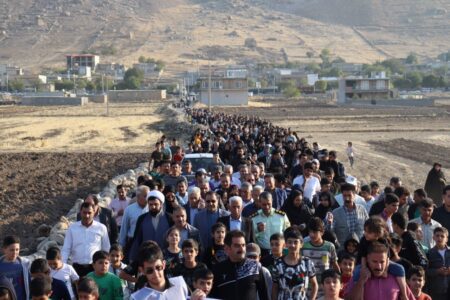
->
[73, 263, 94, 278]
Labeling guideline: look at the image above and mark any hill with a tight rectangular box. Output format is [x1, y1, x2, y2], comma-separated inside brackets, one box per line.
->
[0, 0, 449, 71]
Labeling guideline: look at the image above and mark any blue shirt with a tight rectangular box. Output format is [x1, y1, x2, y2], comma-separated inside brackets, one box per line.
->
[119, 202, 148, 246]
[0, 260, 26, 300]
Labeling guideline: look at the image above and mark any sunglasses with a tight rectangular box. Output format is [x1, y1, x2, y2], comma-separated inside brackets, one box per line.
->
[145, 265, 164, 274]
[247, 255, 258, 259]
[206, 200, 216, 204]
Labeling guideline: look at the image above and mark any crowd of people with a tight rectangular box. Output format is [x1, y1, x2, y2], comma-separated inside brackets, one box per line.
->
[0, 107, 449, 300]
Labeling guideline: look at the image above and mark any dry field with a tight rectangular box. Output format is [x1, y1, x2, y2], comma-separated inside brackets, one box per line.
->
[0, 101, 189, 251]
[216, 99, 450, 191]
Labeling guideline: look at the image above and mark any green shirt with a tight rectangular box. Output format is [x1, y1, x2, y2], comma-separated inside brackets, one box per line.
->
[301, 240, 337, 282]
[87, 272, 124, 300]
[251, 208, 290, 250]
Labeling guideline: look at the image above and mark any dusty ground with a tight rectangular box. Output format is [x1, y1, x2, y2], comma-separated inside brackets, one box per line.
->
[0, 102, 191, 252]
[216, 99, 450, 190]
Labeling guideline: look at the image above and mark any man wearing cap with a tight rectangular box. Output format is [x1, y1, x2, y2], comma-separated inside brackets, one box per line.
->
[292, 162, 321, 202]
[330, 183, 368, 248]
[129, 190, 173, 262]
[334, 176, 366, 209]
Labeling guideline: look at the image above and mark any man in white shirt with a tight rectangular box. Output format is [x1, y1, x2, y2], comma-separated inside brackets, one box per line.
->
[292, 162, 321, 201]
[409, 198, 442, 249]
[61, 202, 110, 277]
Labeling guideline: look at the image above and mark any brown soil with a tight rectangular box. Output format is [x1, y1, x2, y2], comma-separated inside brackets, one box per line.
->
[0, 152, 148, 253]
[369, 139, 450, 168]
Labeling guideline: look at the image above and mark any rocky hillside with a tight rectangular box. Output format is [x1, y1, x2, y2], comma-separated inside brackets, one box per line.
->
[0, 0, 449, 71]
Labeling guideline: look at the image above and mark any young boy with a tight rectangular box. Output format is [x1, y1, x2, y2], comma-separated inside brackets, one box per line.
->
[260, 233, 285, 273]
[426, 227, 450, 300]
[30, 276, 52, 300]
[77, 277, 99, 300]
[406, 266, 431, 300]
[168, 239, 207, 291]
[319, 269, 343, 300]
[86, 251, 123, 300]
[203, 223, 227, 269]
[0, 235, 30, 300]
[191, 268, 214, 300]
[356, 217, 408, 300]
[130, 244, 188, 299]
[0, 275, 17, 300]
[46, 247, 79, 300]
[109, 244, 133, 299]
[272, 227, 318, 300]
[346, 142, 354, 168]
[337, 253, 355, 298]
[30, 258, 71, 300]
[302, 217, 339, 285]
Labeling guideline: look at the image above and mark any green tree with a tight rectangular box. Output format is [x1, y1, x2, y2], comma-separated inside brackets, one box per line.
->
[320, 67, 342, 77]
[305, 62, 321, 73]
[405, 53, 418, 64]
[278, 80, 300, 98]
[393, 78, 412, 89]
[381, 59, 405, 75]
[76, 79, 87, 89]
[406, 72, 422, 88]
[138, 56, 146, 63]
[54, 80, 75, 91]
[121, 67, 144, 89]
[422, 74, 440, 88]
[306, 51, 314, 58]
[125, 76, 141, 89]
[86, 81, 95, 92]
[314, 80, 327, 92]
[320, 48, 331, 68]
[9, 79, 24, 92]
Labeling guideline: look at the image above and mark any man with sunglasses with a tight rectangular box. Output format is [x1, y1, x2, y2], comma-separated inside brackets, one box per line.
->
[194, 191, 229, 248]
[130, 244, 188, 299]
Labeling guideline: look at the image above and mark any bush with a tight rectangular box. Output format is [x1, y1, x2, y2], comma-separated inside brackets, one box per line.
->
[244, 38, 257, 49]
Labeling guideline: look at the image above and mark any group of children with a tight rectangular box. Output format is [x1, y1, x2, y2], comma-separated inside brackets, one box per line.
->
[1, 211, 449, 299]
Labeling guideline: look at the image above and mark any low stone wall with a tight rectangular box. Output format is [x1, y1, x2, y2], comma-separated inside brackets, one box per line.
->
[87, 94, 108, 104]
[108, 90, 166, 102]
[21, 96, 88, 106]
[25, 162, 149, 261]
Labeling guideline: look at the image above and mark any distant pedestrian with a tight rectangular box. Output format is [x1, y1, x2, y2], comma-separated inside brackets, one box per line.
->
[346, 142, 355, 168]
[424, 162, 446, 206]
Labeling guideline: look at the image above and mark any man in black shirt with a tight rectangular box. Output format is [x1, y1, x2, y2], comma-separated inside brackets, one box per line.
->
[211, 230, 268, 300]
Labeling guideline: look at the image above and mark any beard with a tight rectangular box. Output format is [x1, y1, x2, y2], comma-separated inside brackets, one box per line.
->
[150, 209, 160, 217]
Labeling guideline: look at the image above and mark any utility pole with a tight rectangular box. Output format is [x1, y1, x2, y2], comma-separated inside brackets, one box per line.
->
[208, 61, 212, 111]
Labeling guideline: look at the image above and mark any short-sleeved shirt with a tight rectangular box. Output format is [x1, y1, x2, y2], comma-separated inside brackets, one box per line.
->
[51, 263, 79, 299]
[301, 240, 336, 282]
[86, 272, 124, 300]
[272, 256, 316, 300]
